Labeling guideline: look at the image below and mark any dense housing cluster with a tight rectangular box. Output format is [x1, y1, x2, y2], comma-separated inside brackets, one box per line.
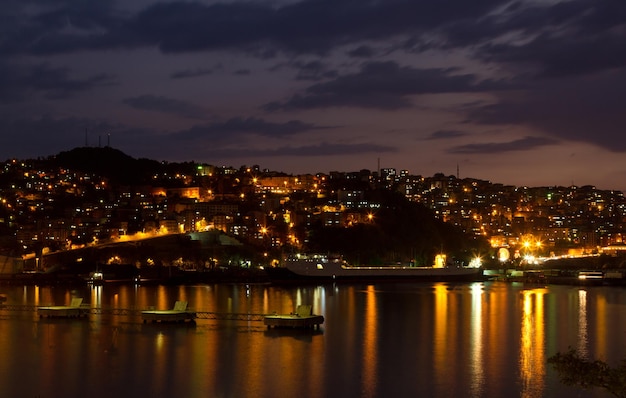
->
[1, 150, 625, 267]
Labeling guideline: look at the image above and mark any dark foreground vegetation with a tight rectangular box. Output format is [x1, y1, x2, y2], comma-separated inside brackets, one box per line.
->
[549, 349, 626, 397]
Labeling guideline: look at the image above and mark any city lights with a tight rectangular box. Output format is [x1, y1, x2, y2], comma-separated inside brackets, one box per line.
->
[2, 151, 626, 275]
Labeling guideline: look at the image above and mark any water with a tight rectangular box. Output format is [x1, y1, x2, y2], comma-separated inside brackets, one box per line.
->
[0, 281, 622, 398]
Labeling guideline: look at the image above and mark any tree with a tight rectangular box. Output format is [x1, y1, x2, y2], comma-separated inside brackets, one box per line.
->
[306, 189, 490, 265]
[548, 348, 626, 397]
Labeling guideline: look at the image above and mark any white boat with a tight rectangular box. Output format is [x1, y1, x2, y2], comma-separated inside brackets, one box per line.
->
[263, 305, 324, 329]
[38, 297, 88, 318]
[141, 300, 196, 323]
[266, 253, 483, 282]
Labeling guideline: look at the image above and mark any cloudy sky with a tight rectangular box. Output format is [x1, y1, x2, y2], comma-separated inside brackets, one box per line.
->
[1, 0, 626, 190]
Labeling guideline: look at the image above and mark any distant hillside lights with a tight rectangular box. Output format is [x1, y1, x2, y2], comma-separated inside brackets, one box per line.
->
[469, 256, 483, 268]
[117, 229, 169, 242]
[6, 150, 626, 266]
[498, 247, 511, 263]
[195, 218, 213, 232]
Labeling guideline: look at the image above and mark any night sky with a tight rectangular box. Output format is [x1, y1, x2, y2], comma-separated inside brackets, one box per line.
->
[2, 0, 626, 190]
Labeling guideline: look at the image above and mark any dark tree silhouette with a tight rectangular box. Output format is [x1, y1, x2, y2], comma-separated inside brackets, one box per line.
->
[548, 348, 626, 397]
[307, 189, 489, 265]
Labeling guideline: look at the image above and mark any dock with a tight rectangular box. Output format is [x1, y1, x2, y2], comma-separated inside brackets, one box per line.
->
[264, 305, 324, 329]
[141, 301, 197, 323]
[5, 302, 325, 328]
[38, 298, 88, 318]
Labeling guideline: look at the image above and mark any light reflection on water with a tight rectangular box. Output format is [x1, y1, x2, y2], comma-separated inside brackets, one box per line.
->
[520, 288, 547, 398]
[579, 289, 588, 357]
[432, 283, 448, 394]
[0, 282, 621, 398]
[469, 283, 484, 397]
[362, 285, 378, 398]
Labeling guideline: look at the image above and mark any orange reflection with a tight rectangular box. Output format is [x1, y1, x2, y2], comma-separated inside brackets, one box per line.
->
[520, 289, 547, 398]
[90, 285, 102, 308]
[469, 284, 484, 396]
[594, 292, 607, 360]
[361, 285, 378, 397]
[32, 285, 40, 305]
[433, 283, 448, 387]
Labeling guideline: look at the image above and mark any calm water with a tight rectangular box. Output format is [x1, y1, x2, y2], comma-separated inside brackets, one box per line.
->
[0, 281, 622, 398]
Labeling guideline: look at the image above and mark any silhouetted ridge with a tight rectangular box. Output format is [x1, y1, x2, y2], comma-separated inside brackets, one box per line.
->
[52, 147, 160, 185]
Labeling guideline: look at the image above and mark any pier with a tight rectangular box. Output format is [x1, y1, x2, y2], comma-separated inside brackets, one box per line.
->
[0, 304, 271, 322]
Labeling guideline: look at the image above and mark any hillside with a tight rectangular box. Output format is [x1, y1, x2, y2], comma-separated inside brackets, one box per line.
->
[50, 146, 164, 185]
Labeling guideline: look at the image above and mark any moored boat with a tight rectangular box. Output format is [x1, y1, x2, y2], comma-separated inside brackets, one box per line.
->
[263, 304, 324, 329]
[265, 253, 483, 283]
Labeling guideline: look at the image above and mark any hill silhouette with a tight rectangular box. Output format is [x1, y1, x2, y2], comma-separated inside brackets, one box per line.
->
[50, 147, 165, 185]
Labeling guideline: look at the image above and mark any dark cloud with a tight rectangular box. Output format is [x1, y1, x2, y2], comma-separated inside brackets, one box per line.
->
[0, 1, 123, 55]
[127, 2, 274, 53]
[108, 124, 384, 163]
[121, 125, 391, 162]
[5, 0, 622, 83]
[347, 45, 376, 58]
[0, 0, 504, 56]
[4, 0, 622, 83]
[426, 130, 468, 140]
[439, 0, 626, 77]
[264, 0, 503, 54]
[0, 62, 114, 102]
[467, 70, 626, 151]
[123, 95, 209, 120]
[480, 31, 626, 78]
[293, 61, 338, 81]
[121, 0, 504, 55]
[265, 61, 497, 111]
[449, 136, 558, 154]
[170, 68, 214, 79]
[197, 142, 397, 159]
[173, 117, 331, 141]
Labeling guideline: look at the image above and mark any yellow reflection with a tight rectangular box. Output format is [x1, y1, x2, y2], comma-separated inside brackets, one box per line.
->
[433, 284, 448, 386]
[595, 293, 607, 359]
[296, 288, 302, 308]
[31, 285, 40, 305]
[578, 289, 588, 357]
[361, 285, 378, 397]
[90, 285, 102, 308]
[469, 284, 484, 396]
[520, 289, 547, 398]
[153, 331, 167, 393]
[314, 286, 326, 315]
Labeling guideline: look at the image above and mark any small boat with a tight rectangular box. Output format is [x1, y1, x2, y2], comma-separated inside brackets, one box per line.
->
[141, 301, 196, 323]
[264, 305, 324, 329]
[38, 297, 88, 318]
[577, 270, 604, 285]
[265, 253, 483, 283]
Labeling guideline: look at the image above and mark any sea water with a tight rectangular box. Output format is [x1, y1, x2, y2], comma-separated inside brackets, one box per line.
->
[0, 281, 620, 397]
